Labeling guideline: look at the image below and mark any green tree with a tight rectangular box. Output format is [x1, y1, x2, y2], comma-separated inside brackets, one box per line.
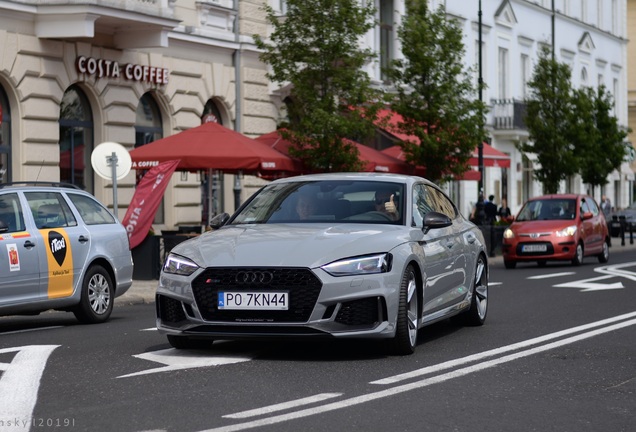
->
[385, 1, 486, 183]
[254, 0, 381, 172]
[521, 45, 578, 194]
[570, 85, 628, 190]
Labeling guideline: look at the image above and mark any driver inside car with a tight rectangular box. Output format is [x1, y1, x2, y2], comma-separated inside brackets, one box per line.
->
[374, 190, 400, 221]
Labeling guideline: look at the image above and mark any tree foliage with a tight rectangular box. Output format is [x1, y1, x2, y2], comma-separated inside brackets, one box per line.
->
[385, 0, 486, 183]
[570, 85, 628, 188]
[254, 0, 381, 172]
[521, 45, 578, 194]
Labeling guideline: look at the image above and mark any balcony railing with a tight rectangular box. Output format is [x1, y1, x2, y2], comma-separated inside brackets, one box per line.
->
[491, 99, 527, 130]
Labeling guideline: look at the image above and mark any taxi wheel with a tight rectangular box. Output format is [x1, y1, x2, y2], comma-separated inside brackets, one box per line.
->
[72, 265, 113, 324]
[387, 264, 419, 356]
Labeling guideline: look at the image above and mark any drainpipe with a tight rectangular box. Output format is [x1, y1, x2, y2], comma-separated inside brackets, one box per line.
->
[233, 0, 242, 211]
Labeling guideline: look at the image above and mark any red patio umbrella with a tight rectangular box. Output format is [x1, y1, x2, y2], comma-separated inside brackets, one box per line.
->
[256, 130, 411, 174]
[129, 122, 300, 175]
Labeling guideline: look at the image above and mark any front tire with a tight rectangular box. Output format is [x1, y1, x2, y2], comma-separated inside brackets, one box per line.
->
[387, 265, 419, 355]
[72, 265, 113, 324]
[571, 242, 584, 266]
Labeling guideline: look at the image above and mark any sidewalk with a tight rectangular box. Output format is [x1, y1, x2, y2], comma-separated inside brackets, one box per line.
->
[116, 237, 636, 306]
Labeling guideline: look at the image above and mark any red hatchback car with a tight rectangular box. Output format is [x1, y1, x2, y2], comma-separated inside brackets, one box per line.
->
[502, 194, 610, 269]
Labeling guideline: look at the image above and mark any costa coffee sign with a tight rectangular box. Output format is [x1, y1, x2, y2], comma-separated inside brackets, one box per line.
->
[76, 56, 169, 85]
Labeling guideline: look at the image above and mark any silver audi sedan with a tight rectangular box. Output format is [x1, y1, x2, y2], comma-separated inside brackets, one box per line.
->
[156, 173, 488, 355]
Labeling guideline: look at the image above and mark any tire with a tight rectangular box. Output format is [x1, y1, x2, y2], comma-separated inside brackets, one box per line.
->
[571, 242, 584, 266]
[167, 335, 214, 350]
[387, 265, 419, 356]
[72, 265, 113, 324]
[537, 260, 547, 267]
[504, 260, 517, 269]
[597, 239, 610, 263]
[459, 255, 488, 326]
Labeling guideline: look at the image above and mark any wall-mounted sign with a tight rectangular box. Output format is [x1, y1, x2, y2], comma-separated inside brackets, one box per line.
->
[75, 56, 169, 85]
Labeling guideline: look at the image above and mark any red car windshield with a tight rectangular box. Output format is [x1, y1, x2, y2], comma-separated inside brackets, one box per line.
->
[516, 199, 577, 221]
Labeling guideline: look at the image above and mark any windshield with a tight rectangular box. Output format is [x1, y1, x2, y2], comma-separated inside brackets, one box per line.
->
[230, 180, 405, 225]
[516, 198, 577, 221]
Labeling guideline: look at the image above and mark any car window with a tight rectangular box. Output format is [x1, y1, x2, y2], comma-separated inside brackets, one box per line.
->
[412, 184, 434, 227]
[0, 193, 26, 232]
[25, 192, 78, 229]
[517, 199, 577, 221]
[231, 180, 405, 225]
[583, 197, 599, 215]
[426, 186, 457, 219]
[67, 193, 117, 225]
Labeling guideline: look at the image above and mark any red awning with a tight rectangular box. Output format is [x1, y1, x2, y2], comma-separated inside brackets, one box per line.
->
[256, 130, 411, 174]
[381, 145, 480, 181]
[128, 122, 301, 175]
[376, 109, 511, 169]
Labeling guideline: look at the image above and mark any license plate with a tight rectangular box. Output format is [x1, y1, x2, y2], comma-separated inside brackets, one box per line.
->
[522, 244, 547, 252]
[218, 292, 288, 310]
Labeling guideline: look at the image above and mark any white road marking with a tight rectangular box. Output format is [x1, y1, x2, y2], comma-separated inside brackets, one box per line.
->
[0, 326, 64, 335]
[117, 348, 252, 378]
[489, 282, 502, 286]
[554, 275, 624, 291]
[140, 327, 157, 331]
[527, 272, 576, 279]
[200, 315, 636, 432]
[0, 345, 59, 431]
[223, 393, 343, 419]
[371, 310, 636, 385]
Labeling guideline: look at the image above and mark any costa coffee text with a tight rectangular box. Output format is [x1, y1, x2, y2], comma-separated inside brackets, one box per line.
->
[76, 56, 169, 85]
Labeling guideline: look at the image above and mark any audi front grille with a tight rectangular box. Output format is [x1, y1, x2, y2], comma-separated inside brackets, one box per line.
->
[191, 267, 322, 322]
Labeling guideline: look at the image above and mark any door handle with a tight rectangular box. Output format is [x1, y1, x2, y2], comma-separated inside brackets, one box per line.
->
[78, 235, 89, 243]
[24, 240, 35, 249]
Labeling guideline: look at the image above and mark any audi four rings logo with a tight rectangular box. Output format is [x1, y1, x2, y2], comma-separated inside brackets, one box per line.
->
[235, 271, 274, 284]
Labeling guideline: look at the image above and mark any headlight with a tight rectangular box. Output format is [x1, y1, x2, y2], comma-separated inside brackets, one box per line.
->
[556, 225, 577, 237]
[321, 253, 391, 277]
[503, 228, 515, 239]
[163, 253, 200, 276]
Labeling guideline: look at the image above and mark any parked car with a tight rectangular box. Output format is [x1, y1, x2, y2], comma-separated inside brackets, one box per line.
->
[501, 194, 610, 269]
[156, 173, 489, 355]
[0, 182, 133, 323]
[608, 201, 636, 237]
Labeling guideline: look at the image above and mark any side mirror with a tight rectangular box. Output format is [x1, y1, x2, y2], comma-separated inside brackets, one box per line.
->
[209, 212, 230, 230]
[582, 211, 594, 220]
[422, 211, 452, 234]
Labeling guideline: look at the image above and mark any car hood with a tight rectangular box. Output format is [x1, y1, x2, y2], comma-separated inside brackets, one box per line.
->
[510, 220, 579, 232]
[170, 224, 414, 268]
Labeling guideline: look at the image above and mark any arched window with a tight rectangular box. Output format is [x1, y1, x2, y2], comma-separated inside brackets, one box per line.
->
[134, 93, 164, 223]
[202, 99, 224, 125]
[200, 99, 224, 225]
[0, 85, 11, 184]
[581, 67, 588, 85]
[135, 93, 163, 148]
[59, 85, 94, 192]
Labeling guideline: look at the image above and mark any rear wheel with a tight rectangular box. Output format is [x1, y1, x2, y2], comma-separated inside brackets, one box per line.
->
[72, 265, 113, 324]
[571, 242, 584, 266]
[597, 239, 610, 263]
[167, 335, 214, 349]
[387, 265, 419, 356]
[458, 255, 488, 326]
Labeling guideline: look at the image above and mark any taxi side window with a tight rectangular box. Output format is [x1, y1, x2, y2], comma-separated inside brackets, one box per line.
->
[67, 193, 116, 225]
[25, 192, 78, 229]
[0, 193, 26, 233]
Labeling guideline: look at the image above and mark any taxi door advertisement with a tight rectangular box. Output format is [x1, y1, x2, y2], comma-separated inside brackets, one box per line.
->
[40, 228, 74, 299]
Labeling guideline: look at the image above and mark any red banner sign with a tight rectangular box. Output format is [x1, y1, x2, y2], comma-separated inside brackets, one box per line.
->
[122, 159, 180, 249]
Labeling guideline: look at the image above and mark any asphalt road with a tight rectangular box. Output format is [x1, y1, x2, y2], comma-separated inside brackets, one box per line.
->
[1, 245, 635, 432]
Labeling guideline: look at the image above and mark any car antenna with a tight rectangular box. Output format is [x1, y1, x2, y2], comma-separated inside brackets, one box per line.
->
[35, 160, 44, 181]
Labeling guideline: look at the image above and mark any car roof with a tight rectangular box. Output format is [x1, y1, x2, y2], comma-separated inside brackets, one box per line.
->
[269, 172, 432, 186]
[526, 194, 587, 201]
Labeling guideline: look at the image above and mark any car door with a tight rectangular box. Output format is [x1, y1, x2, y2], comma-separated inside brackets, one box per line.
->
[579, 197, 599, 252]
[24, 192, 90, 300]
[0, 192, 42, 306]
[413, 184, 464, 316]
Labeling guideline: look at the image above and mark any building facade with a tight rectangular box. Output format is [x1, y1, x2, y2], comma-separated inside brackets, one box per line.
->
[0, 0, 278, 233]
[1, 0, 633, 231]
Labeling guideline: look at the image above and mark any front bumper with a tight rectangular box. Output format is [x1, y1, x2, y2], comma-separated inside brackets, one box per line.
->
[155, 266, 399, 339]
[502, 238, 577, 261]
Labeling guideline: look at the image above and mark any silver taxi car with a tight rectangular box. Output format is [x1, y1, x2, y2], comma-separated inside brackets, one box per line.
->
[0, 182, 133, 323]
